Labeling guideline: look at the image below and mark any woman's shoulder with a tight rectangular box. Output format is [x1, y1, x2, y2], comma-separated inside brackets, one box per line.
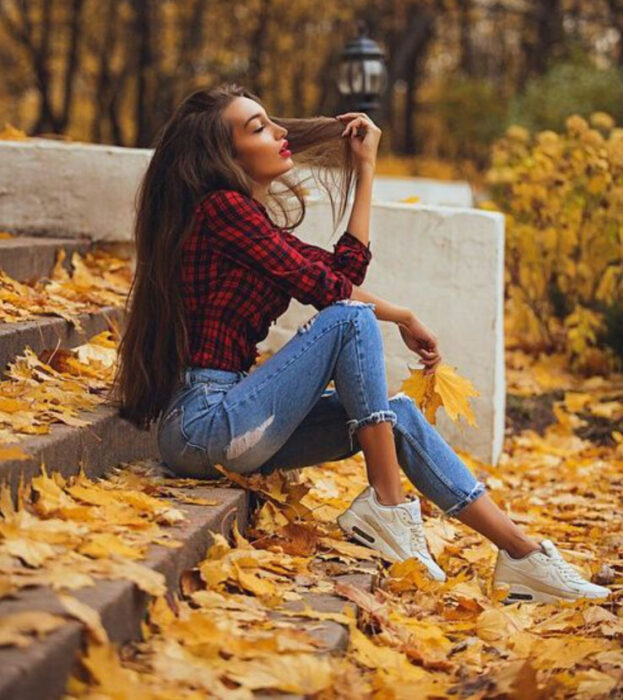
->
[196, 188, 255, 211]
[196, 189, 272, 224]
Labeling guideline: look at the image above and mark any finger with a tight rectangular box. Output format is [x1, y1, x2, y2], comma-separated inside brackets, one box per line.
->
[342, 117, 363, 134]
[342, 118, 361, 136]
[422, 347, 440, 359]
[335, 112, 370, 121]
[343, 123, 365, 139]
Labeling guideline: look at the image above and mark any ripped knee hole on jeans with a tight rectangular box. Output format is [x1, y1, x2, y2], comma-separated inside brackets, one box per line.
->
[296, 299, 376, 334]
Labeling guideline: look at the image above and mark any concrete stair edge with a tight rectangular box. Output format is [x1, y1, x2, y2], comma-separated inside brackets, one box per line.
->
[0, 404, 159, 499]
[0, 306, 125, 375]
[0, 235, 93, 283]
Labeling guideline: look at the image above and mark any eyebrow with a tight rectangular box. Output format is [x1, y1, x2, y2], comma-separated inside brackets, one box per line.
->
[243, 111, 266, 129]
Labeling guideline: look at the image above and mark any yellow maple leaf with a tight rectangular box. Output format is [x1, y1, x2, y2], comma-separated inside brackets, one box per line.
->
[0, 611, 66, 648]
[58, 593, 109, 644]
[400, 363, 480, 426]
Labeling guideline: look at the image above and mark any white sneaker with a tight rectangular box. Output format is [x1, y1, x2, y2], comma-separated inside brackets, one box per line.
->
[493, 539, 612, 604]
[337, 486, 446, 581]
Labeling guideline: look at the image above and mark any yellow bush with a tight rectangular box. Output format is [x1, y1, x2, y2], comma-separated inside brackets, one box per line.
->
[482, 112, 623, 375]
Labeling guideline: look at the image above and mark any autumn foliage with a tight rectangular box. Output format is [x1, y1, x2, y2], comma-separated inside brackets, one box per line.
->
[481, 111, 623, 375]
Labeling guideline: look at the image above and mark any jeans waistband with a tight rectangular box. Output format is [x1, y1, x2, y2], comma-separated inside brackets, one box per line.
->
[183, 366, 249, 386]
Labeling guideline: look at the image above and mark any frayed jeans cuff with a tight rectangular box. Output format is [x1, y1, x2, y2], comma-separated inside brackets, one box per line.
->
[440, 480, 487, 520]
[346, 410, 398, 451]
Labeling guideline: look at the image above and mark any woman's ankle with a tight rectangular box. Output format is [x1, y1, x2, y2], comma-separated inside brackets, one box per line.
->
[372, 486, 406, 507]
[506, 540, 542, 559]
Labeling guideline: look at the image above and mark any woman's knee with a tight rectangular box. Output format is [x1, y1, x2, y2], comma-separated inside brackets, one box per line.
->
[334, 299, 377, 326]
[333, 299, 376, 312]
[296, 299, 376, 336]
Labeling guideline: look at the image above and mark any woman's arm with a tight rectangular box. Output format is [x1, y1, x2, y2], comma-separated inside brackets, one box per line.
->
[198, 189, 354, 310]
[350, 284, 441, 372]
[335, 114, 441, 366]
[279, 229, 372, 285]
[344, 162, 409, 325]
[344, 163, 373, 248]
[349, 284, 414, 326]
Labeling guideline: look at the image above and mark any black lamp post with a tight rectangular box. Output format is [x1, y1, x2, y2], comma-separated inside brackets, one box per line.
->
[336, 20, 388, 121]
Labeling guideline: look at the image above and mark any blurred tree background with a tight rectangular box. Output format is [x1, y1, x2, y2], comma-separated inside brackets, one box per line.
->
[2, 0, 623, 178]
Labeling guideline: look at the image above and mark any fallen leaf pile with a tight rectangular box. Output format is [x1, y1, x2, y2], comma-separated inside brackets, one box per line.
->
[0, 243, 132, 452]
[0, 331, 118, 453]
[0, 464, 199, 606]
[0, 246, 132, 328]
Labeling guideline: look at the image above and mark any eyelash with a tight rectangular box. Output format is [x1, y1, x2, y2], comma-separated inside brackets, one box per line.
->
[254, 125, 265, 133]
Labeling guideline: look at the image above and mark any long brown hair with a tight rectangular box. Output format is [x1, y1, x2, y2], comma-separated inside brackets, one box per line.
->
[109, 82, 358, 430]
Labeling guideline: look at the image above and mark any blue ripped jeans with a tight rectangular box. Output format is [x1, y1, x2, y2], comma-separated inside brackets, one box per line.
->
[157, 300, 487, 519]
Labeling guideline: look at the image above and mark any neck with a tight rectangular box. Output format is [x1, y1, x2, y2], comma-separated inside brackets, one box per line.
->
[251, 180, 270, 206]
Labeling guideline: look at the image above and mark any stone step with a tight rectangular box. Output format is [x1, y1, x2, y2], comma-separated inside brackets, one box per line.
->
[254, 565, 377, 698]
[0, 482, 251, 700]
[0, 235, 92, 282]
[266, 567, 377, 651]
[0, 404, 158, 499]
[0, 306, 125, 375]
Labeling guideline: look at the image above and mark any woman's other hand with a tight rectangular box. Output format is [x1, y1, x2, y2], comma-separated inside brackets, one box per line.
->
[335, 112, 381, 172]
[397, 316, 441, 376]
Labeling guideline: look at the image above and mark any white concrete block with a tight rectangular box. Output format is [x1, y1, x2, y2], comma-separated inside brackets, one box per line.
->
[0, 139, 150, 241]
[372, 174, 474, 207]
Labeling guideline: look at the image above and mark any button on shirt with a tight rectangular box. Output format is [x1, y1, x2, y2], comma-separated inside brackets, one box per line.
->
[181, 188, 373, 372]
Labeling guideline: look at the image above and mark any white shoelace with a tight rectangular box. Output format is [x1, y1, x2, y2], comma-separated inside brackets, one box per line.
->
[403, 512, 429, 556]
[548, 553, 586, 584]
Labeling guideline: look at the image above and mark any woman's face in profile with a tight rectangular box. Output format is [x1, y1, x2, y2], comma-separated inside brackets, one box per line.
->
[224, 96, 293, 183]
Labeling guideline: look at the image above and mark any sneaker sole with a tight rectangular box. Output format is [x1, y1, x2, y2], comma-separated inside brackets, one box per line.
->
[337, 510, 401, 563]
[495, 582, 606, 605]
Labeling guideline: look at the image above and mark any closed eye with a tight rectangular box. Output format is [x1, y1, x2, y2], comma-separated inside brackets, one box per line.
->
[254, 125, 265, 133]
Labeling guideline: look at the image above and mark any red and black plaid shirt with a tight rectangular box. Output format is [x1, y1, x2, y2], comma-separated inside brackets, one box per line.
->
[181, 188, 373, 372]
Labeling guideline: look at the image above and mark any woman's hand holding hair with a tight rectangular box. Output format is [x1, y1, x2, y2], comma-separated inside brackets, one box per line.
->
[397, 315, 442, 376]
[335, 112, 381, 173]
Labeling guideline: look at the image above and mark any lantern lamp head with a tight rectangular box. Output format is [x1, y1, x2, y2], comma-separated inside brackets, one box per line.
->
[336, 20, 387, 112]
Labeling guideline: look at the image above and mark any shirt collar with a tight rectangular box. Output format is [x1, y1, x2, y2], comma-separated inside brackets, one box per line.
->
[250, 194, 290, 233]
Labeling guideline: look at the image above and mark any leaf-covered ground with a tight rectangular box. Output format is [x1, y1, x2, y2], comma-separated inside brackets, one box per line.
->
[0, 346, 619, 698]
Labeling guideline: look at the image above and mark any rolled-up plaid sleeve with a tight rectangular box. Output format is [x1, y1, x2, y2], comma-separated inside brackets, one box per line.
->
[281, 229, 372, 286]
[198, 190, 353, 310]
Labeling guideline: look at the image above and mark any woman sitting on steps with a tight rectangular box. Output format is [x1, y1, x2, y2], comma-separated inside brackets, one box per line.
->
[110, 82, 611, 606]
